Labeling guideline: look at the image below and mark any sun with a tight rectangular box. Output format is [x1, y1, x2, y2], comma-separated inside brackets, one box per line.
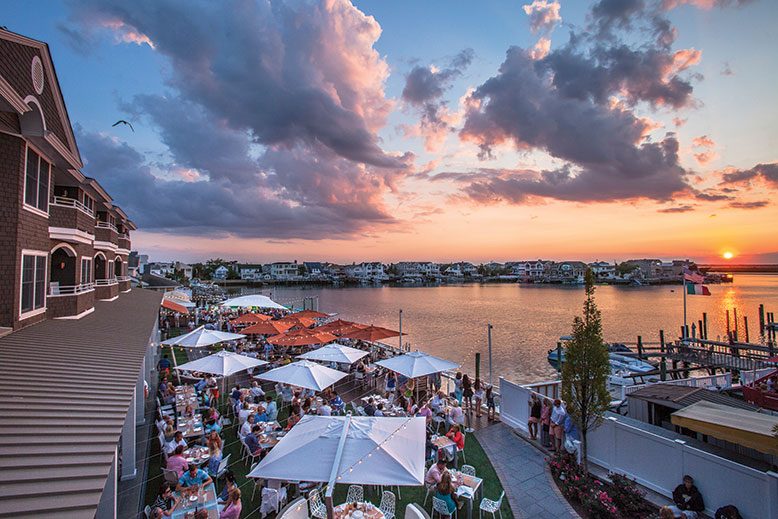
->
[722, 251, 734, 260]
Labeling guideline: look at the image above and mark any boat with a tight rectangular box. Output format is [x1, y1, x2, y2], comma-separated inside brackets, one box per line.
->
[547, 341, 656, 374]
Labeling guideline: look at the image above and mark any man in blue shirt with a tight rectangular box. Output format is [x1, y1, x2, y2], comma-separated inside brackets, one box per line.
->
[244, 424, 263, 456]
[264, 395, 278, 421]
[231, 385, 242, 402]
[158, 355, 171, 373]
[176, 464, 212, 491]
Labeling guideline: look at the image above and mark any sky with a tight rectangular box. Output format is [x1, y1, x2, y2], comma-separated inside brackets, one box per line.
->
[4, 0, 777, 264]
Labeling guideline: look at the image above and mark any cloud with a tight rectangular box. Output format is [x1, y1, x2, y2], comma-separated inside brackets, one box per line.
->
[728, 200, 769, 209]
[691, 134, 716, 165]
[720, 162, 778, 187]
[692, 135, 714, 148]
[661, 0, 754, 10]
[522, 0, 562, 34]
[401, 49, 474, 151]
[65, 0, 407, 169]
[658, 205, 694, 213]
[529, 37, 552, 60]
[721, 62, 734, 76]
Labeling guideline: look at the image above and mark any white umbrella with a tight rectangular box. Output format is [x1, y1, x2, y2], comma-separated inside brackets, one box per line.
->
[376, 350, 460, 379]
[161, 325, 245, 347]
[174, 350, 268, 377]
[248, 415, 425, 486]
[257, 360, 347, 392]
[220, 294, 287, 310]
[297, 344, 369, 365]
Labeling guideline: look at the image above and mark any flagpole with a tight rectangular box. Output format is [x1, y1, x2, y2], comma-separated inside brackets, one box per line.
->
[683, 276, 687, 338]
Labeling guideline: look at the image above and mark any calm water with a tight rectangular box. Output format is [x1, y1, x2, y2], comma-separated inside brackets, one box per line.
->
[238, 275, 778, 384]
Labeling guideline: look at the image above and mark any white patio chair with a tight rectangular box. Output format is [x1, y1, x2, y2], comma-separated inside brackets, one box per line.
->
[162, 468, 179, 486]
[143, 505, 152, 519]
[379, 490, 396, 519]
[478, 491, 504, 519]
[423, 482, 436, 507]
[260, 487, 281, 517]
[405, 503, 431, 519]
[216, 453, 231, 479]
[432, 496, 456, 519]
[346, 484, 364, 503]
[308, 488, 328, 519]
[460, 465, 476, 476]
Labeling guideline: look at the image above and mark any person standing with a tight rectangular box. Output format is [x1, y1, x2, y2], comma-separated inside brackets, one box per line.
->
[550, 399, 567, 452]
[540, 398, 552, 448]
[473, 379, 485, 417]
[462, 374, 474, 412]
[528, 394, 541, 440]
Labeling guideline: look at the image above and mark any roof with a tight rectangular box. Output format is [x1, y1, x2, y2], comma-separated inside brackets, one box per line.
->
[0, 289, 162, 518]
[671, 401, 778, 456]
[628, 383, 758, 411]
[141, 272, 180, 287]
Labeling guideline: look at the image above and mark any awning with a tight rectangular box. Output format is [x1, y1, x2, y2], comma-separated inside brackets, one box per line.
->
[671, 401, 778, 456]
[161, 298, 189, 314]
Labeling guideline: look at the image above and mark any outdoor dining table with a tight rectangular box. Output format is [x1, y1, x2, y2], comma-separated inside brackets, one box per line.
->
[432, 435, 458, 467]
[183, 445, 211, 466]
[177, 416, 205, 439]
[171, 482, 218, 519]
[450, 469, 483, 519]
[333, 501, 385, 519]
[175, 386, 199, 409]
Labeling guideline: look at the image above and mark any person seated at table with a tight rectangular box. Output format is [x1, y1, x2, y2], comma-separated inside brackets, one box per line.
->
[431, 391, 445, 414]
[240, 414, 256, 438]
[374, 403, 385, 416]
[446, 425, 465, 451]
[166, 431, 187, 455]
[407, 396, 418, 415]
[447, 401, 464, 427]
[301, 397, 313, 415]
[195, 375, 207, 393]
[177, 463, 213, 491]
[245, 424, 263, 456]
[182, 404, 195, 418]
[150, 507, 164, 519]
[396, 393, 408, 412]
[286, 404, 302, 430]
[254, 404, 269, 423]
[218, 470, 237, 502]
[330, 392, 345, 413]
[425, 456, 448, 486]
[206, 406, 220, 422]
[218, 487, 242, 519]
[669, 475, 705, 518]
[319, 400, 332, 416]
[417, 403, 433, 425]
[166, 444, 189, 477]
[207, 433, 223, 476]
[435, 471, 462, 514]
[237, 401, 253, 425]
[250, 381, 265, 402]
[152, 482, 179, 517]
[230, 384, 242, 402]
[264, 395, 278, 421]
[364, 398, 376, 416]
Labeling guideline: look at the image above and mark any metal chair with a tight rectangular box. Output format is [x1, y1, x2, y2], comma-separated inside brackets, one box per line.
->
[162, 468, 179, 486]
[460, 465, 476, 476]
[431, 414, 446, 434]
[216, 453, 231, 479]
[379, 490, 396, 519]
[432, 496, 456, 518]
[423, 483, 436, 507]
[308, 488, 328, 519]
[478, 491, 504, 519]
[346, 484, 364, 503]
[143, 505, 152, 519]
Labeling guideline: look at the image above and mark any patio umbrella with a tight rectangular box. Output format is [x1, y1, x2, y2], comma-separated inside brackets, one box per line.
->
[248, 415, 425, 486]
[242, 320, 294, 336]
[161, 298, 189, 314]
[316, 319, 368, 336]
[343, 325, 401, 342]
[220, 294, 287, 310]
[257, 360, 347, 391]
[229, 313, 271, 326]
[290, 309, 330, 319]
[266, 328, 338, 347]
[175, 350, 268, 377]
[276, 316, 316, 329]
[298, 343, 369, 365]
[376, 350, 460, 379]
[161, 325, 245, 347]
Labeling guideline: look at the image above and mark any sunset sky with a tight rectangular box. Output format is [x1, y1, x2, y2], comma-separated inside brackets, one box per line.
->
[5, 0, 777, 263]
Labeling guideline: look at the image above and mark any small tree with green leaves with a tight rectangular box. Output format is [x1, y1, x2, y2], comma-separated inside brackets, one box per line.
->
[561, 268, 611, 472]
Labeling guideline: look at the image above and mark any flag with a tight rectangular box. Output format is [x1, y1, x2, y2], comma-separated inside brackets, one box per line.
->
[687, 284, 711, 296]
[683, 267, 704, 284]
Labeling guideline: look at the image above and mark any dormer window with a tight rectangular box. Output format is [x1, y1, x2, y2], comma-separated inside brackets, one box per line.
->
[24, 146, 50, 215]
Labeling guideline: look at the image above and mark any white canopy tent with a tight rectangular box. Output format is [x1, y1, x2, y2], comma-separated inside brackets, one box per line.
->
[376, 350, 460, 379]
[297, 344, 369, 365]
[220, 294, 287, 310]
[174, 350, 268, 377]
[248, 414, 425, 485]
[257, 360, 348, 392]
[161, 325, 245, 347]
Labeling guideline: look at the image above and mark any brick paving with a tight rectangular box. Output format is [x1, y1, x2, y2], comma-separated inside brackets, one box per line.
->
[475, 423, 579, 519]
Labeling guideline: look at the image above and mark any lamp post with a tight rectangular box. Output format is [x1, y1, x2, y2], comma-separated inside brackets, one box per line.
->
[399, 309, 403, 351]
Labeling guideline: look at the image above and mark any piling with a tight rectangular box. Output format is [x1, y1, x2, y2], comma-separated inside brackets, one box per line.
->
[703, 312, 708, 339]
[744, 316, 749, 343]
[691, 324, 696, 339]
[698, 320, 703, 341]
[659, 329, 667, 381]
[475, 352, 481, 382]
[637, 336, 644, 360]
[758, 304, 765, 336]
[556, 341, 562, 373]
[734, 308, 739, 342]
[726, 310, 731, 338]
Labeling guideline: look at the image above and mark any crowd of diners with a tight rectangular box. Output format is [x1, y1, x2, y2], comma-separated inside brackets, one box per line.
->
[151, 305, 500, 518]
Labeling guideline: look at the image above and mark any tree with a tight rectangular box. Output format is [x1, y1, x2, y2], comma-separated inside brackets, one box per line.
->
[561, 268, 611, 472]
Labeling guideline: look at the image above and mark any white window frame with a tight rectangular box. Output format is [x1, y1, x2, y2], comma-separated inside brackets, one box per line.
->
[19, 249, 48, 320]
[80, 256, 93, 285]
[22, 143, 51, 218]
[82, 192, 94, 213]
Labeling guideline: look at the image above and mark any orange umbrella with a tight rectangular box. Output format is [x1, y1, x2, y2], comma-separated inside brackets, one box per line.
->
[229, 313, 271, 325]
[161, 298, 189, 314]
[266, 328, 338, 346]
[242, 320, 294, 336]
[276, 316, 316, 329]
[289, 309, 330, 319]
[342, 325, 401, 342]
[316, 319, 368, 336]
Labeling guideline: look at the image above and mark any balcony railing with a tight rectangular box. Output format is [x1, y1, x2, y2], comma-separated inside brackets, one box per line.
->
[51, 196, 94, 218]
[49, 282, 94, 296]
[117, 276, 132, 282]
[94, 278, 119, 286]
[96, 221, 118, 232]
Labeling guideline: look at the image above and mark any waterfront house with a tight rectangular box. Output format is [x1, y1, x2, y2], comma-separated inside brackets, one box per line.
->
[239, 263, 265, 281]
[546, 261, 588, 282]
[268, 261, 300, 280]
[0, 28, 161, 518]
[395, 261, 441, 278]
[445, 261, 479, 278]
[345, 261, 387, 280]
[589, 260, 616, 278]
[212, 264, 229, 279]
[510, 260, 547, 280]
[303, 261, 325, 277]
[623, 258, 663, 280]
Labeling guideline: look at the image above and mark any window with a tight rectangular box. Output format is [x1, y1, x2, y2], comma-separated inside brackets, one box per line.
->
[83, 193, 94, 213]
[81, 258, 92, 285]
[20, 252, 47, 315]
[24, 146, 50, 214]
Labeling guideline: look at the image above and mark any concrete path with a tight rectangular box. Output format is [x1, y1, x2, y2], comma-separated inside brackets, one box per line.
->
[475, 423, 579, 519]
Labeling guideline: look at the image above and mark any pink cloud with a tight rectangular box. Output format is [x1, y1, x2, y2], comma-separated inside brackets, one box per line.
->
[529, 37, 551, 60]
[101, 19, 155, 48]
[692, 135, 715, 148]
[522, 0, 562, 34]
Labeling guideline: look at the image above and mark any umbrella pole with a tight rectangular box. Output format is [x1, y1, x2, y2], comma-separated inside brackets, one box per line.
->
[326, 415, 352, 519]
[170, 344, 181, 385]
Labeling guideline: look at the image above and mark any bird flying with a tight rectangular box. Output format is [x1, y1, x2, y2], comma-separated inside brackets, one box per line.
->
[112, 119, 134, 132]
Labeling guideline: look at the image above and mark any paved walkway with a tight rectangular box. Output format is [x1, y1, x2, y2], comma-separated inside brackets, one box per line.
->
[476, 423, 579, 519]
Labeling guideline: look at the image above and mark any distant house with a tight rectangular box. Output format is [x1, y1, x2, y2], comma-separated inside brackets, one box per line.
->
[623, 259, 663, 280]
[239, 263, 265, 281]
[212, 265, 229, 280]
[589, 261, 615, 278]
[511, 260, 546, 280]
[269, 261, 300, 280]
[345, 262, 386, 280]
[547, 261, 588, 282]
[395, 261, 440, 278]
[445, 262, 479, 278]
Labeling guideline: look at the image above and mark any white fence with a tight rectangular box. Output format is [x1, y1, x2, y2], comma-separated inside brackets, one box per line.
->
[499, 377, 778, 519]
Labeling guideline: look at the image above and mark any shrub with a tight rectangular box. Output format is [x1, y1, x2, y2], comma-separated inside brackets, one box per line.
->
[609, 472, 652, 517]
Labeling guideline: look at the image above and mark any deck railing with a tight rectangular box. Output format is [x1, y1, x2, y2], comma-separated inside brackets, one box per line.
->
[48, 282, 94, 296]
[96, 221, 118, 232]
[94, 278, 118, 286]
[51, 196, 94, 218]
